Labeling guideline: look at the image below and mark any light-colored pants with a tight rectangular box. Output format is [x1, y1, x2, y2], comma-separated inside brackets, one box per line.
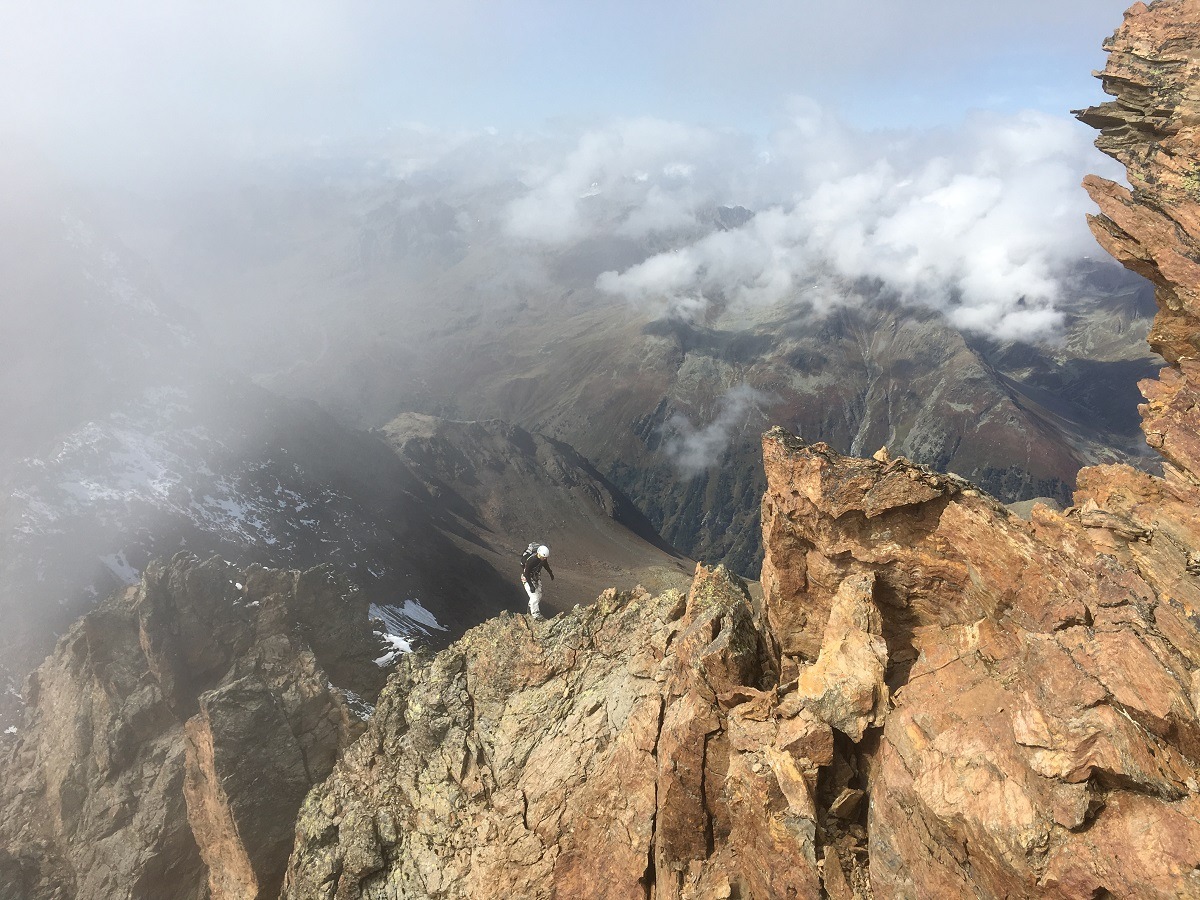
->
[522, 577, 543, 617]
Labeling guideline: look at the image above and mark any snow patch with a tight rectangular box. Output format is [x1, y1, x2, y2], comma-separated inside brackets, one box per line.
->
[331, 683, 376, 721]
[369, 599, 444, 666]
[397, 599, 447, 633]
[373, 632, 413, 667]
[100, 551, 140, 586]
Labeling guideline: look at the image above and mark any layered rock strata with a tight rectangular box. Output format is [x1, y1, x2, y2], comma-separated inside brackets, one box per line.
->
[1078, 0, 1200, 367]
[0, 554, 384, 900]
[759, 428, 1200, 898]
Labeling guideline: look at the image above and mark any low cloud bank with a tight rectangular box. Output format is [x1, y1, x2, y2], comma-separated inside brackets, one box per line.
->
[505, 119, 748, 245]
[502, 105, 1116, 342]
[663, 384, 770, 474]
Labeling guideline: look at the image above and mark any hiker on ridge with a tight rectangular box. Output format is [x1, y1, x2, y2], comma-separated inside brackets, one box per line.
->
[520, 543, 554, 620]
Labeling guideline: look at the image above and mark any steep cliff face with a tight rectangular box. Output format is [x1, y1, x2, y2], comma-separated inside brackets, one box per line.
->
[0, 554, 385, 900]
[758, 429, 1200, 898]
[1078, 0, 1200, 367]
[282, 3, 1200, 898]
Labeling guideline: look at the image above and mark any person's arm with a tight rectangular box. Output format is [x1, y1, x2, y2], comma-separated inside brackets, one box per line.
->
[545, 562, 554, 580]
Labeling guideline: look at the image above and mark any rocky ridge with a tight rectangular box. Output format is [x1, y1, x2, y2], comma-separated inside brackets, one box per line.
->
[1, 3, 1196, 898]
[281, 2, 1200, 897]
[284, 566, 807, 899]
[380, 413, 693, 613]
[0, 554, 386, 900]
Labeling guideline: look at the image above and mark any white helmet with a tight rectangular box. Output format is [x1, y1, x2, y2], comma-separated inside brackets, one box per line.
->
[536, 545, 550, 559]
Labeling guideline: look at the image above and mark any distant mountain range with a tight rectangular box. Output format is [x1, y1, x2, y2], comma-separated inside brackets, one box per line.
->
[2, 163, 1158, 713]
[124, 175, 1159, 574]
[0, 181, 689, 727]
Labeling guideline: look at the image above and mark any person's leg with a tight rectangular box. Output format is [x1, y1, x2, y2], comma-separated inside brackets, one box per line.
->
[525, 579, 543, 619]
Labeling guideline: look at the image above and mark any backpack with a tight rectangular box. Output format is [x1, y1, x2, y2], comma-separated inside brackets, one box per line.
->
[521, 542, 541, 566]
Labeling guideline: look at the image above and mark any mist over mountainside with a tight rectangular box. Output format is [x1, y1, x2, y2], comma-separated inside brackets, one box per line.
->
[0, 100, 1159, 709]
[113, 158, 1159, 574]
[0, 177, 688, 730]
[0, 154, 204, 465]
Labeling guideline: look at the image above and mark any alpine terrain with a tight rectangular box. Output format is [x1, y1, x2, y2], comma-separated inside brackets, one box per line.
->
[1, 2, 1199, 899]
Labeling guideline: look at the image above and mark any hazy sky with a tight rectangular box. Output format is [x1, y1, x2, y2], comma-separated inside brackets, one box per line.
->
[1, 1, 1132, 177]
[0, 1, 1139, 351]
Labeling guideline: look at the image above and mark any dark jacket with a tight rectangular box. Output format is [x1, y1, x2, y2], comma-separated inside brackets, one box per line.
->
[521, 555, 554, 584]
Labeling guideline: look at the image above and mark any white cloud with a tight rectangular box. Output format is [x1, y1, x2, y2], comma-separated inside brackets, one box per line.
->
[584, 107, 1112, 340]
[505, 119, 745, 243]
[664, 384, 770, 473]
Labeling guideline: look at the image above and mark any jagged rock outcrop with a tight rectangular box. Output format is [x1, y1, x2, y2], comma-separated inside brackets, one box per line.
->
[1077, 0, 1200, 367]
[762, 3, 1200, 894]
[283, 4, 1200, 898]
[0, 554, 385, 900]
[284, 566, 883, 900]
[759, 427, 1200, 898]
[1074, 0, 1200, 643]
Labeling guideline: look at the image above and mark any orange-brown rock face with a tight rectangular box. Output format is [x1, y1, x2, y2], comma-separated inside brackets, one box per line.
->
[1074, 0, 1200, 638]
[277, 4, 1200, 899]
[762, 3, 1200, 895]
[1078, 0, 1200, 366]
[760, 428, 1200, 898]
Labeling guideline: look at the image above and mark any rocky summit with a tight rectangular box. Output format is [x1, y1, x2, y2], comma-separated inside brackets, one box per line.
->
[279, 3, 1200, 898]
[4, 2, 1200, 899]
[284, 566, 795, 899]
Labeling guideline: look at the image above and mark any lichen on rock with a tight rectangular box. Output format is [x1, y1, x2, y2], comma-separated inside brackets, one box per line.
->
[283, 567, 832, 900]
